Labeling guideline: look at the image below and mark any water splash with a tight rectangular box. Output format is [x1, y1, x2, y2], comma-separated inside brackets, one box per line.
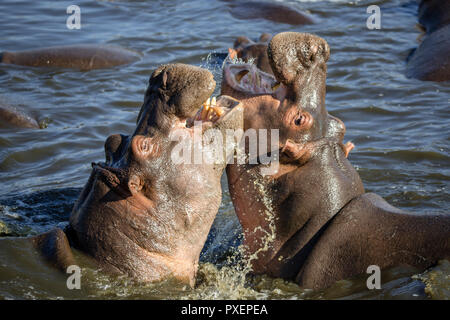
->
[245, 170, 277, 265]
[191, 167, 279, 299]
[413, 260, 450, 300]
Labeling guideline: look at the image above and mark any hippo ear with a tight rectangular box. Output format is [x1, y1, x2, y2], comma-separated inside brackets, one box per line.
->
[234, 36, 251, 50]
[161, 71, 168, 89]
[228, 48, 238, 60]
[131, 135, 159, 161]
[128, 174, 143, 195]
[259, 33, 271, 43]
[149, 65, 169, 92]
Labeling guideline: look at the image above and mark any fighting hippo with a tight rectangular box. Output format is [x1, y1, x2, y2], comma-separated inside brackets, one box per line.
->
[406, 0, 450, 81]
[222, 33, 353, 154]
[0, 45, 140, 70]
[222, 32, 450, 290]
[222, 0, 314, 26]
[0, 102, 41, 129]
[34, 63, 243, 286]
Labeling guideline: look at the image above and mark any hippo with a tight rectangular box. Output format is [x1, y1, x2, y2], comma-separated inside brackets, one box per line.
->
[34, 63, 243, 286]
[229, 33, 273, 75]
[0, 45, 140, 70]
[222, 0, 314, 26]
[406, 0, 450, 81]
[221, 32, 450, 290]
[0, 102, 41, 129]
[222, 33, 353, 156]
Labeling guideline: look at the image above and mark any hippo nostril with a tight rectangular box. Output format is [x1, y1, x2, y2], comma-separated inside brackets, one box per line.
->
[309, 44, 318, 62]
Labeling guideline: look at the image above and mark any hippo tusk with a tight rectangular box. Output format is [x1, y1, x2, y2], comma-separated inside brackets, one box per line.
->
[212, 106, 224, 117]
[209, 97, 217, 119]
[200, 98, 211, 120]
[206, 97, 216, 120]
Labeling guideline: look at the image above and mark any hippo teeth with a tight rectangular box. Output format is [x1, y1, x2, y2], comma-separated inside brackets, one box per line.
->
[187, 96, 225, 127]
[200, 96, 225, 121]
[200, 97, 211, 119]
[225, 58, 278, 95]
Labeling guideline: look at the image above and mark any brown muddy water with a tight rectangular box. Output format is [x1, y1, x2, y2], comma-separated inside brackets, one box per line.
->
[0, 0, 449, 300]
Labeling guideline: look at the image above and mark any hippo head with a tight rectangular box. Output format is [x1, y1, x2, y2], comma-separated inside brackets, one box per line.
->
[68, 63, 242, 285]
[222, 32, 348, 161]
[224, 34, 363, 279]
[231, 33, 273, 74]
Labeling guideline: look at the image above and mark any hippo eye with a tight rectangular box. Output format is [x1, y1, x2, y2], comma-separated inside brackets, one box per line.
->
[294, 116, 302, 126]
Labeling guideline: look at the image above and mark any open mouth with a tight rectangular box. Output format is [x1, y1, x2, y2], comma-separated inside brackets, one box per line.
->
[185, 94, 240, 129]
[223, 55, 280, 95]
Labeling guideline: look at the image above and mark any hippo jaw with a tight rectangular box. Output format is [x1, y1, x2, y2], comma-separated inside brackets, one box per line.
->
[69, 64, 243, 285]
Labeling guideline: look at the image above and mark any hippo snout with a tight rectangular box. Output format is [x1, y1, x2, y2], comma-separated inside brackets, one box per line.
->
[268, 32, 330, 85]
[146, 63, 216, 119]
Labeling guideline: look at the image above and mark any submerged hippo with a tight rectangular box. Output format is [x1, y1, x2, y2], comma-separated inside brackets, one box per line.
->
[34, 63, 243, 286]
[0, 102, 41, 129]
[222, 32, 450, 290]
[0, 45, 140, 70]
[406, 0, 450, 81]
[222, 0, 314, 26]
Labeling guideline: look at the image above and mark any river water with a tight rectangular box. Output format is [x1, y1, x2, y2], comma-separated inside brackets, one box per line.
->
[0, 0, 449, 299]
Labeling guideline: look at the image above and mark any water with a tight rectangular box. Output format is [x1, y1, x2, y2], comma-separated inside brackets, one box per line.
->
[0, 0, 449, 299]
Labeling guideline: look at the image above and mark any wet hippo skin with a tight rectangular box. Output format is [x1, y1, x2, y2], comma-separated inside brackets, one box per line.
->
[32, 229, 75, 272]
[406, 0, 450, 81]
[222, 0, 314, 26]
[0, 102, 40, 129]
[33, 63, 243, 286]
[222, 32, 450, 290]
[0, 44, 140, 70]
